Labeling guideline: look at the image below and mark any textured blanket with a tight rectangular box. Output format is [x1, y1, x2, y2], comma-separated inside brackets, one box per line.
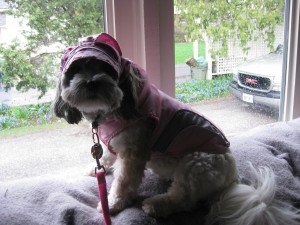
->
[1, 118, 300, 225]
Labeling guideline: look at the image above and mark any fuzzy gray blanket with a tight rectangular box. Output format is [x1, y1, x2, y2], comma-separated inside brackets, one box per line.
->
[1, 119, 300, 225]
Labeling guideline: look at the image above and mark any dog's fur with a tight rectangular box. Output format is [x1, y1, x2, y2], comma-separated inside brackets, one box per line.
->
[53, 56, 300, 224]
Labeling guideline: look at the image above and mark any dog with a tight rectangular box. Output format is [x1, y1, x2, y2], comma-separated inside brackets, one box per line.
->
[53, 33, 300, 225]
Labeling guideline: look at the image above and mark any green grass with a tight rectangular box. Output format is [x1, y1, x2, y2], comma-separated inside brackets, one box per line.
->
[0, 120, 69, 137]
[175, 42, 206, 64]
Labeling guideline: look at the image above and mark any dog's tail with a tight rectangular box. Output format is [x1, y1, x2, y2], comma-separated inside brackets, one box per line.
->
[206, 164, 300, 225]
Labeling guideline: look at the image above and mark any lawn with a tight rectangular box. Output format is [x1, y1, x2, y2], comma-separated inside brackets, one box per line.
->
[175, 42, 206, 64]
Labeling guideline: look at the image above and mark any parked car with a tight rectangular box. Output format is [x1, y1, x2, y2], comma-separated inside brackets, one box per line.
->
[229, 44, 283, 110]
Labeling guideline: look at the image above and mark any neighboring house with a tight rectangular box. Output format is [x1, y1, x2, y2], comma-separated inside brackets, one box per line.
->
[0, 0, 8, 44]
[0, 0, 65, 54]
[0, 0, 27, 46]
[0, 0, 58, 105]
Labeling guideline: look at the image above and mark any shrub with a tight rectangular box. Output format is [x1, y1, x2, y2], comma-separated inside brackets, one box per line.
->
[176, 74, 233, 103]
[0, 116, 19, 129]
[0, 102, 55, 130]
[0, 104, 10, 115]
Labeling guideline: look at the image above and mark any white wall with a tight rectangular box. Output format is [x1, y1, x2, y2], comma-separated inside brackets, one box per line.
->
[0, 13, 28, 47]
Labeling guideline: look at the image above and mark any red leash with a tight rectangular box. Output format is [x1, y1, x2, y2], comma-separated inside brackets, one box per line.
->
[96, 170, 111, 225]
[91, 123, 112, 225]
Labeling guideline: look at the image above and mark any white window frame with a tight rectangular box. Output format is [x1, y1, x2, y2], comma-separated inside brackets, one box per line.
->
[280, 0, 300, 121]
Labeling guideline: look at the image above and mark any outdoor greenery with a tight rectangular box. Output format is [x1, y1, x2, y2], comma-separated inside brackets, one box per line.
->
[175, 42, 206, 64]
[176, 75, 233, 103]
[1, 1, 275, 130]
[0, 102, 55, 130]
[174, 0, 284, 58]
[0, 0, 104, 97]
[0, 75, 233, 130]
[0, 43, 56, 96]
[6, 0, 104, 47]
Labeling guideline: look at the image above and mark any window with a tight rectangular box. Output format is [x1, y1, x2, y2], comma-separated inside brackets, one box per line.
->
[1, 0, 299, 182]
[0, 0, 105, 181]
[174, 0, 290, 137]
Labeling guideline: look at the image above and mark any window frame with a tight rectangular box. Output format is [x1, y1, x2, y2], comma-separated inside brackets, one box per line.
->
[280, 0, 300, 121]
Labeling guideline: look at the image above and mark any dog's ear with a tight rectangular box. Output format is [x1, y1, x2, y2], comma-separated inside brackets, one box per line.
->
[116, 60, 140, 119]
[52, 79, 83, 124]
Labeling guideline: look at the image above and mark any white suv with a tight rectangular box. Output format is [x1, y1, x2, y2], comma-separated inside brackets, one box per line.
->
[229, 44, 283, 110]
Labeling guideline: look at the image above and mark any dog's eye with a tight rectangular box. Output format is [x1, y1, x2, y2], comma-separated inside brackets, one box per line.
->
[63, 65, 80, 87]
[86, 60, 118, 80]
[101, 64, 118, 80]
[62, 79, 69, 87]
[62, 74, 74, 87]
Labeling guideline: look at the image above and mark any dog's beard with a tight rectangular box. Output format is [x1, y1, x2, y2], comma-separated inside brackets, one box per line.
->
[61, 72, 123, 122]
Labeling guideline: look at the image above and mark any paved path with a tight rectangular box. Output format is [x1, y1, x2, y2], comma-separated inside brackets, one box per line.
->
[0, 122, 92, 181]
[191, 96, 278, 137]
[0, 96, 277, 181]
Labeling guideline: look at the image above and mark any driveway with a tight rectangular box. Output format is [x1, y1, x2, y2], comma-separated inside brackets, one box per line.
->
[190, 96, 278, 137]
[0, 95, 278, 181]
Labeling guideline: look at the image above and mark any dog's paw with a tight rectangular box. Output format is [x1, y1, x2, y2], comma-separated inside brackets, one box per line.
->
[84, 161, 113, 177]
[97, 195, 129, 215]
[142, 201, 157, 217]
[142, 197, 169, 218]
[84, 162, 97, 177]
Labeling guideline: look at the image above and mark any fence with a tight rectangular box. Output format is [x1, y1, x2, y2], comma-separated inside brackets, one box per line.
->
[204, 25, 284, 79]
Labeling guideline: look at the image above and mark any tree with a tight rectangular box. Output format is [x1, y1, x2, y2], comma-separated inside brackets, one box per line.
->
[0, 42, 54, 95]
[0, 0, 104, 97]
[174, 0, 284, 58]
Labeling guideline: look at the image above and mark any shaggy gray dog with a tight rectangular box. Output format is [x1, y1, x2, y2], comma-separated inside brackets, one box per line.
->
[53, 33, 300, 225]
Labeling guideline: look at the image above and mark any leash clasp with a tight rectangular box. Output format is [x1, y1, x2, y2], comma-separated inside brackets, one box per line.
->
[91, 122, 106, 174]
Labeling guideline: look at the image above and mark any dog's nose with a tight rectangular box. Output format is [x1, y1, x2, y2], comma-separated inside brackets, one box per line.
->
[86, 79, 96, 85]
[86, 80, 97, 89]
[86, 80, 93, 87]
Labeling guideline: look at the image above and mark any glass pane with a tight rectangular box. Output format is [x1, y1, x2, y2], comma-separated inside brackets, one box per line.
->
[174, 0, 286, 136]
[0, 0, 105, 181]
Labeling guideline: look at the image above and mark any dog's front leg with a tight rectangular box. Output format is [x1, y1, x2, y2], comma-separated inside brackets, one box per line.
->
[98, 120, 153, 215]
[103, 152, 146, 214]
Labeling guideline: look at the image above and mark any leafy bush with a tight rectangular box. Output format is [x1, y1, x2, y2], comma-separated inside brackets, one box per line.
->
[0, 104, 10, 115]
[0, 116, 18, 129]
[176, 74, 233, 103]
[10, 107, 30, 120]
[0, 102, 55, 130]
[0, 43, 58, 98]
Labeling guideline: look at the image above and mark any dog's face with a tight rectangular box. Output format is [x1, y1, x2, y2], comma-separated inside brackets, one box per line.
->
[53, 58, 123, 124]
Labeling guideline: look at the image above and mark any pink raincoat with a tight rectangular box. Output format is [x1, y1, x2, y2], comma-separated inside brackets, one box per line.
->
[61, 33, 230, 158]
